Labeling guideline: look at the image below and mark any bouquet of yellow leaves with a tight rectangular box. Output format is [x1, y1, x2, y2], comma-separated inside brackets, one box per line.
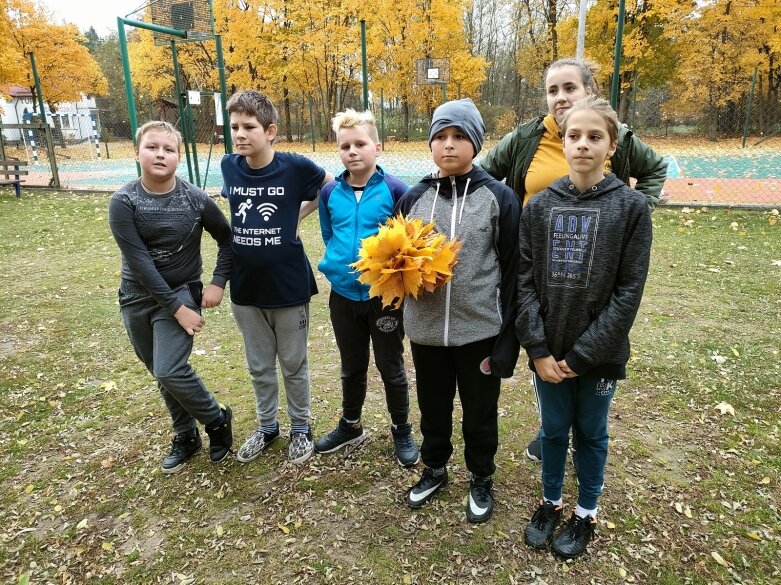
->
[351, 215, 462, 309]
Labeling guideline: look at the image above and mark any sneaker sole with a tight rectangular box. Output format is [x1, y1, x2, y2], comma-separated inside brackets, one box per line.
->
[236, 434, 280, 463]
[161, 461, 187, 474]
[314, 432, 367, 455]
[523, 532, 553, 550]
[525, 448, 541, 463]
[210, 449, 233, 463]
[288, 447, 314, 465]
[396, 450, 421, 468]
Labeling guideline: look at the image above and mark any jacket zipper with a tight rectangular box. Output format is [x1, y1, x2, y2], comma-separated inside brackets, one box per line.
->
[443, 175, 458, 346]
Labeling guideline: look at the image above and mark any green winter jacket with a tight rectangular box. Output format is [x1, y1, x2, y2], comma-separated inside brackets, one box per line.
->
[480, 116, 668, 209]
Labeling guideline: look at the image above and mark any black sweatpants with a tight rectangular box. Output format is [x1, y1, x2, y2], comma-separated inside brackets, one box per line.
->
[329, 291, 409, 424]
[410, 336, 500, 477]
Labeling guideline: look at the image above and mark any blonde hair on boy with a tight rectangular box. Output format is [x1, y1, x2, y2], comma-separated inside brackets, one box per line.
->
[135, 120, 182, 152]
[560, 96, 620, 144]
[332, 109, 379, 144]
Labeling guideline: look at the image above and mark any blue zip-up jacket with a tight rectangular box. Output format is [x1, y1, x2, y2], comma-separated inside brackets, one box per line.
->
[317, 166, 408, 301]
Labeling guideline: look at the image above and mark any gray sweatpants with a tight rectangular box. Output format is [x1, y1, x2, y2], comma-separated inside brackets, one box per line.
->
[232, 302, 311, 429]
[119, 282, 222, 435]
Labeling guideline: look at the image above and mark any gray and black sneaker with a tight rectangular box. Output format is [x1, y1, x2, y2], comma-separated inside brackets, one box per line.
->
[525, 430, 542, 462]
[524, 500, 564, 549]
[391, 422, 420, 467]
[161, 428, 202, 474]
[289, 430, 315, 464]
[204, 404, 234, 462]
[407, 466, 448, 509]
[466, 474, 494, 523]
[237, 422, 280, 463]
[314, 418, 365, 454]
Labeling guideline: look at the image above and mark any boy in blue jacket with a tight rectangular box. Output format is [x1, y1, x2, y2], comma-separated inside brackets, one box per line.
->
[315, 109, 420, 467]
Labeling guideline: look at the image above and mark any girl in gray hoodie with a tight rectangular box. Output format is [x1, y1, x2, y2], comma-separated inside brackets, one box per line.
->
[518, 97, 652, 559]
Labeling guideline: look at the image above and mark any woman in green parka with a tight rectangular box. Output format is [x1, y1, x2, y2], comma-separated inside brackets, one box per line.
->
[480, 57, 667, 462]
[481, 58, 667, 209]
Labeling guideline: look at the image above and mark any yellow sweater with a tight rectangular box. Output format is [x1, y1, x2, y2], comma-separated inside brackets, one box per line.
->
[524, 114, 611, 206]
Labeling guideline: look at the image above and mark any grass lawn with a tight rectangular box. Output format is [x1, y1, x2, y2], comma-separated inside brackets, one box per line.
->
[0, 188, 779, 584]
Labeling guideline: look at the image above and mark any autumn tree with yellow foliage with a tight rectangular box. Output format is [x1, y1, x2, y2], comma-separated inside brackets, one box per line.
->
[124, 0, 486, 140]
[0, 0, 107, 111]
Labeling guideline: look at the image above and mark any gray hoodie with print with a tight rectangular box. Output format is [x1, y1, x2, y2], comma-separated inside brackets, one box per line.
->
[516, 173, 652, 379]
[395, 166, 521, 378]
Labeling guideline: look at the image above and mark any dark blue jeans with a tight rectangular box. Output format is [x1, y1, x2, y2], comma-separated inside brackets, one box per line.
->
[535, 374, 616, 509]
[119, 281, 222, 434]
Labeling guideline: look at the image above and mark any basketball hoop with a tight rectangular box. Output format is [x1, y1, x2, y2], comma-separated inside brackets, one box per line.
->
[415, 58, 450, 86]
[149, 0, 215, 46]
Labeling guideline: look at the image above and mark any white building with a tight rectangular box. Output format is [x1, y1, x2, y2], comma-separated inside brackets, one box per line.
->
[0, 85, 100, 144]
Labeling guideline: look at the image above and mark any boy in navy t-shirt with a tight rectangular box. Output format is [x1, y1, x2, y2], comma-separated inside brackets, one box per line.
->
[221, 90, 333, 465]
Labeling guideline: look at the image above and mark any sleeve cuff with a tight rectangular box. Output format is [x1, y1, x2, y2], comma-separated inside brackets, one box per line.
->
[564, 349, 591, 376]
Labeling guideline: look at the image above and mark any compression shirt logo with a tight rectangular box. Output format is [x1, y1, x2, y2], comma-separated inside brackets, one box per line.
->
[546, 207, 599, 288]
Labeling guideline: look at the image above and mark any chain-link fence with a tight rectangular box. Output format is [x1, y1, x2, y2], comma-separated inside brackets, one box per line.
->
[2, 80, 779, 208]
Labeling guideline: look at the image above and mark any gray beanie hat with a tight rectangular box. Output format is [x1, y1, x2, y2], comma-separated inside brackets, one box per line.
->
[428, 98, 485, 158]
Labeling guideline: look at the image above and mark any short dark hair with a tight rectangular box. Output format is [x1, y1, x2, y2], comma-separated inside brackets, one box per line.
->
[226, 90, 278, 129]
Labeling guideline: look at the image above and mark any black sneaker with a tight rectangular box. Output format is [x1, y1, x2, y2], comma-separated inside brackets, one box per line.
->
[204, 404, 233, 463]
[161, 428, 202, 474]
[525, 430, 542, 462]
[466, 474, 494, 523]
[391, 423, 420, 467]
[314, 418, 365, 454]
[524, 500, 564, 549]
[551, 513, 596, 559]
[407, 466, 448, 509]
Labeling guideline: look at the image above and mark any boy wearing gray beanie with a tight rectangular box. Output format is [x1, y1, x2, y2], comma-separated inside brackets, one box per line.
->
[395, 99, 521, 523]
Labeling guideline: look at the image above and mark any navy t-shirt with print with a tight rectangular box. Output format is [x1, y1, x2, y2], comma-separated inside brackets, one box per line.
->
[221, 152, 326, 308]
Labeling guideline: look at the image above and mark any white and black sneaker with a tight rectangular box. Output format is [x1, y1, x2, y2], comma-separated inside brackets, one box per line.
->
[288, 431, 315, 464]
[407, 466, 447, 509]
[466, 474, 494, 523]
[237, 423, 280, 463]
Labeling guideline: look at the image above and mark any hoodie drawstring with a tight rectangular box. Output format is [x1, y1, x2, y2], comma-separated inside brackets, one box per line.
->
[458, 178, 470, 225]
[429, 179, 440, 223]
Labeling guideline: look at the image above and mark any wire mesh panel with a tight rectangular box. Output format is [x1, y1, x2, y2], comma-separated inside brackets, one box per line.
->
[150, 0, 214, 45]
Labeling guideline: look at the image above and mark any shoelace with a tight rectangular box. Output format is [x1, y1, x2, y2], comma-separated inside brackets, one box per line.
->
[531, 503, 559, 527]
[563, 515, 594, 541]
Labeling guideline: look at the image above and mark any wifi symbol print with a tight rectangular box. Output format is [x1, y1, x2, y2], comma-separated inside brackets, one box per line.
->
[258, 202, 278, 221]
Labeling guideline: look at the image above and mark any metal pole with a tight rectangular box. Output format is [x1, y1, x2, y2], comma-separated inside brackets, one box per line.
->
[380, 88, 385, 151]
[610, 0, 626, 111]
[188, 100, 200, 187]
[118, 18, 140, 175]
[742, 67, 758, 148]
[171, 41, 194, 183]
[215, 34, 232, 152]
[122, 18, 187, 38]
[361, 20, 369, 110]
[309, 96, 316, 152]
[28, 53, 47, 123]
[576, 0, 588, 60]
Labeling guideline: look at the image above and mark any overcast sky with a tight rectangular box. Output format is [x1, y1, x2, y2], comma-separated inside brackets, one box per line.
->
[41, 0, 147, 35]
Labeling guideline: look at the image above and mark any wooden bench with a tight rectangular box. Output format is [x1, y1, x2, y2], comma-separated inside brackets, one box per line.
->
[0, 159, 28, 197]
